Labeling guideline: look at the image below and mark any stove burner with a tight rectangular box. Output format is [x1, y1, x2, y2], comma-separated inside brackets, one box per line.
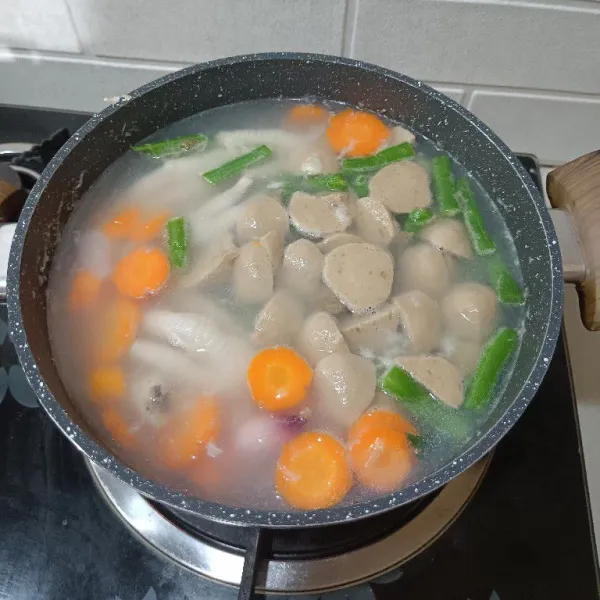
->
[87, 454, 491, 594]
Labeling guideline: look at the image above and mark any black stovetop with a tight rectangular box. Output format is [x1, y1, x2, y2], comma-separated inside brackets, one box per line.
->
[0, 106, 598, 600]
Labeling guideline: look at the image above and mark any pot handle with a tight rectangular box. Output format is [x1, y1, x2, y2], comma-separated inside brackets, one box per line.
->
[547, 150, 600, 330]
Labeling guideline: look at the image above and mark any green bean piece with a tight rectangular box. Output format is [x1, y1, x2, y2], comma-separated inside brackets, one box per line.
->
[432, 155, 460, 216]
[406, 433, 426, 454]
[341, 142, 415, 174]
[166, 216, 188, 269]
[307, 173, 348, 192]
[132, 134, 208, 159]
[455, 177, 497, 256]
[379, 366, 471, 442]
[404, 208, 435, 233]
[203, 144, 273, 185]
[346, 173, 370, 198]
[277, 172, 347, 205]
[464, 327, 519, 411]
[488, 255, 525, 305]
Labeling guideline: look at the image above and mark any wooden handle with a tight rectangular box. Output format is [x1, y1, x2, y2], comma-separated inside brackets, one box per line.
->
[547, 150, 600, 330]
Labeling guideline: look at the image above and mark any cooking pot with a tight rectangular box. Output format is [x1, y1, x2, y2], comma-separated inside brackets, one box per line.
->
[6, 53, 599, 533]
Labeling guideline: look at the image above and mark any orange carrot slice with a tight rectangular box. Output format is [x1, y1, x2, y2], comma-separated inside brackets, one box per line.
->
[275, 432, 352, 509]
[111, 246, 170, 298]
[102, 208, 142, 239]
[68, 269, 101, 310]
[247, 347, 312, 412]
[158, 396, 221, 469]
[349, 410, 417, 441]
[286, 104, 330, 126]
[130, 211, 170, 243]
[326, 108, 390, 157]
[102, 407, 136, 447]
[89, 365, 126, 403]
[349, 425, 413, 492]
[96, 297, 141, 362]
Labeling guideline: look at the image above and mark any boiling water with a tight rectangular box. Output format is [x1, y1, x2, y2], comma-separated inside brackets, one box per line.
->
[47, 99, 525, 510]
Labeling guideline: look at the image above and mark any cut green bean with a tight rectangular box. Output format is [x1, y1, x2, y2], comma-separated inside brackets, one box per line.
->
[488, 255, 525, 305]
[464, 327, 519, 411]
[455, 177, 496, 256]
[341, 142, 415, 174]
[132, 134, 208, 159]
[346, 173, 370, 198]
[277, 172, 347, 205]
[432, 155, 460, 216]
[166, 216, 188, 269]
[379, 366, 471, 442]
[404, 208, 435, 233]
[406, 433, 426, 454]
[203, 144, 273, 185]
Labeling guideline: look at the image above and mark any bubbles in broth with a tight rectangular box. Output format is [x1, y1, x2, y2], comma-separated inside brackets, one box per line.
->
[47, 99, 525, 511]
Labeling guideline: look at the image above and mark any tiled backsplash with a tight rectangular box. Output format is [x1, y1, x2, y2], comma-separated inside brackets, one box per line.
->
[2, 0, 600, 165]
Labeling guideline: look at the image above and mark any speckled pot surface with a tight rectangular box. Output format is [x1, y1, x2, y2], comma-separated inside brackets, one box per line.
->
[7, 53, 563, 528]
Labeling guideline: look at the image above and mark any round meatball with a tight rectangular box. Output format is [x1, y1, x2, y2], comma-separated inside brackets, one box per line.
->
[441, 283, 498, 342]
[397, 243, 453, 298]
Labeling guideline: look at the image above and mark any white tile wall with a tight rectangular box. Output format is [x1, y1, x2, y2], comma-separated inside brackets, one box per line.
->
[1, 0, 600, 165]
[0, 0, 80, 53]
[350, 0, 600, 95]
[469, 90, 600, 165]
[0, 51, 182, 113]
[66, 0, 347, 62]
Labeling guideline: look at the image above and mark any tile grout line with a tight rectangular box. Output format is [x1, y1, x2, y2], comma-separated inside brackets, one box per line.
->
[340, 0, 359, 57]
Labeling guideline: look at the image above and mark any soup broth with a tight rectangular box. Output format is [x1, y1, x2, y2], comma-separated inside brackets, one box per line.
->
[47, 99, 525, 511]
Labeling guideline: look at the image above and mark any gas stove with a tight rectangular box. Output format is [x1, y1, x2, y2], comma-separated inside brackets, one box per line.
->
[0, 105, 598, 600]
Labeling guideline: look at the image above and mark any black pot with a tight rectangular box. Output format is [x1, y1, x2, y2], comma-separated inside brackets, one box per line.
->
[7, 53, 563, 528]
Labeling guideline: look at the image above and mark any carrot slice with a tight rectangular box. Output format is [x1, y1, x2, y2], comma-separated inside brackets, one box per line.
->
[68, 269, 101, 310]
[276, 432, 352, 509]
[89, 365, 126, 403]
[96, 297, 141, 362]
[131, 211, 169, 243]
[349, 410, 417, 441]
[102, 208, 142, 239]
[158, 396, 221, 469]
[286, 104, 330, 126]
[326, 108, 390, 157]
[111, 246, 170, 298]
[349, 425, 413, 492]
[102, 407, 136, 447]
[247, 347, 312, 412]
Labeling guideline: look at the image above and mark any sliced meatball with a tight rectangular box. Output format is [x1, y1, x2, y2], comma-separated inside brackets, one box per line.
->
[296, 312, 349, 366]
[441, 283, 497, 342]
[369, 162, 432, 214]
[340, 304, 401, 354]
[421, 218, 473, 259]
[232, 241, 274, 304]
[314, 284, 346, 315]
[355, 196, 398, 246]
[253, 290, 305, 346]
[314, 352, 376, 427]
[397, 243, 453, 298]
[236, 195, 288, 244]
[442, 337, 482, 377]
[317, 232, 364, 254]
[390, 125, 416, 145]
[181, 234, 238, 288]
[280, 239, 324, 296]
[288, 191, 351, 239]
[395, 355, 463, 409]
[392, 290, 441, 353]
[259, 229, 284, 272]
[323, 243, 394, 314]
